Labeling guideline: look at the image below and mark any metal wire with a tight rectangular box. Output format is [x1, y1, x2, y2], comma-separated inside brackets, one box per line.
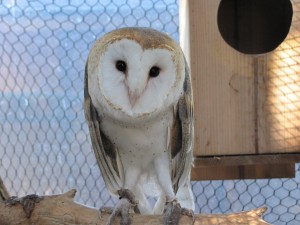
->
[0, 1, 299, 224]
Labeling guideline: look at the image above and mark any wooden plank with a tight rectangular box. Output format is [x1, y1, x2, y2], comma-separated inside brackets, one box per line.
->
[179, 0, 191, 66]
[191, 154, 300, 180]
[193, 153, 300, 167]
[192, 163, 295, 180]
[181, 0, 300, 157]
[181, 0, 256, 156]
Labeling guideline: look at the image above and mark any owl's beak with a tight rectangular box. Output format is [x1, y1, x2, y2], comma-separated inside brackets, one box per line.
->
[129, 94, 139, 107]
[124, 81, 142, 107]
[125, 71, 147, 107]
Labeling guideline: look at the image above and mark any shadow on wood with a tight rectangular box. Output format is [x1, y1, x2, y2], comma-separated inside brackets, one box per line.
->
[0, 189, 271, 225]
[192, 154, 300, 180]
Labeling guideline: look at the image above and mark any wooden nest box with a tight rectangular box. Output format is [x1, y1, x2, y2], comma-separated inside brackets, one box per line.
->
[180, 0, 300, 180]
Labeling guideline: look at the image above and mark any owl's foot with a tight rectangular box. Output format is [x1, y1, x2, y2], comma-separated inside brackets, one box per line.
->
[106, 189, 139, 225]
[100, 206, 114, 214]
[163, 200, 195, 225]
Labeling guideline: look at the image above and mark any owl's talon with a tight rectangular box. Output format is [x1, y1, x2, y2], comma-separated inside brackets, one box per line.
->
[118, 189, 140, 214]
[100, 206, 114, 214]
[106, 198, 132, 225]
[163, 200, 195, 225]
[181, 208, 195, 225]
[181, 207, 194, 217]
[106, 189, 139, 225]
[163, 200, 181, 225]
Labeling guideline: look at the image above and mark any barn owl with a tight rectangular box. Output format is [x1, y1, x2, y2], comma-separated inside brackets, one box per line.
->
[84, 27, 194, 225]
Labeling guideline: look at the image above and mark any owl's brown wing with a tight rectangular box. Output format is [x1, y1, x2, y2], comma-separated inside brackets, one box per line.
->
[0, 177, 10, 201]
[169, 59, 194, 193]
[84, 63, 123, 195]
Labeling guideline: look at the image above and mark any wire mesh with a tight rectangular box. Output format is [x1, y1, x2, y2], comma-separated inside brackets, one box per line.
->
[264, 1, 300, 152]
[0, 1, 300, 225]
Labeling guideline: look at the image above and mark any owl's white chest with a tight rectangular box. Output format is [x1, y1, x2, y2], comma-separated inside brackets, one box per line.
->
[101, 110, 173, 172]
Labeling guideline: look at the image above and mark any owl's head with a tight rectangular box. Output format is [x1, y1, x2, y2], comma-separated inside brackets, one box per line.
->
[87, 27, 186, 122]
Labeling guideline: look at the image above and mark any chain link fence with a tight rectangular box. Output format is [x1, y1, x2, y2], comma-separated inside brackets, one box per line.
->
[0, 1, 300, 224]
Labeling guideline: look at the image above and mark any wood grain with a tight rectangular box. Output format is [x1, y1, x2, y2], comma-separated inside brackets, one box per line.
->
[181, 0, 255, 156]
[0, 190, 271, 225]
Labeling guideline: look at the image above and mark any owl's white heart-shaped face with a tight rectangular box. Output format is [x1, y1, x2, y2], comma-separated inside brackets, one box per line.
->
[88, 28, 185, 122]
[99, 39, 179, 113]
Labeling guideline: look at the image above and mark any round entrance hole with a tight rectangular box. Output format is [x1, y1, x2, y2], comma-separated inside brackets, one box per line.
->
[217, 0, 293, 54]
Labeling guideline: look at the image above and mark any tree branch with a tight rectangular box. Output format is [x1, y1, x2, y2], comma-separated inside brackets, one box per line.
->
[0, 189, 271, 225]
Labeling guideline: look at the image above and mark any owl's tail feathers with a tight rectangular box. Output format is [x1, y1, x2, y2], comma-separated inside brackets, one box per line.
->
[153, 194, 166, 214]
[175, 181, 195, 211]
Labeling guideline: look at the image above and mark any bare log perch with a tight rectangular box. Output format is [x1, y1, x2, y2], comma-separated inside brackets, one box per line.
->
[0, 189, 271, 225]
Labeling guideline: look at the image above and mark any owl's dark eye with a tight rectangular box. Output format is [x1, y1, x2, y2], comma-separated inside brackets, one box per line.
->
[116, 60, 127, 73]
[149, 66, 160, 78]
